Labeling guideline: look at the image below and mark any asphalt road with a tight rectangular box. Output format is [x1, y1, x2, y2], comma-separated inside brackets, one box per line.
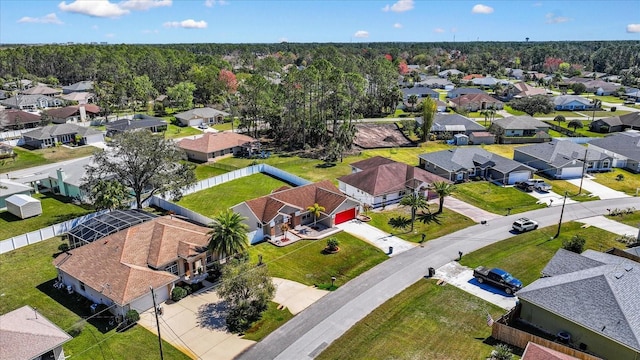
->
[236, 197, 640, 360]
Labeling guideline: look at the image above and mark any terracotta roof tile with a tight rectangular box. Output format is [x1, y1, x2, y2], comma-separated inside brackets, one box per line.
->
[521, 342, 580, 360]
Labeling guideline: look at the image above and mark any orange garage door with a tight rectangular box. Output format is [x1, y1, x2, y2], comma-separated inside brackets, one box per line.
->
[334, 208, 356, 225]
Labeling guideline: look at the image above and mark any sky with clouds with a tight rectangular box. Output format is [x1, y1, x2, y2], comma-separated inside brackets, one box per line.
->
[1, 0, 639, 44]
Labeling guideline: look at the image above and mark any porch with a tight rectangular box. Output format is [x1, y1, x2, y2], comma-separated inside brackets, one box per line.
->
[267, 223, 342, 247]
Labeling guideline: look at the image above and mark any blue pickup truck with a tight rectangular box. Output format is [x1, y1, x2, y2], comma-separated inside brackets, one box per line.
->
[473, 267, 522, 295]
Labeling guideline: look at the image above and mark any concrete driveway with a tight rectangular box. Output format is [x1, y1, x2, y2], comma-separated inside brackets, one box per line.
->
[576, 215, 639, 237]
[525, 189, 577, 207]
[336, 220, 416, 256]
[566, 177, 629, 199]
[441, 196, 503, 222]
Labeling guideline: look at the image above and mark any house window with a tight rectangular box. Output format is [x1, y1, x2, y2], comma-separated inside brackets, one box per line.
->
[602, 160, 610, 168]
[79, 281, 86, 291]
[468, 168, 476, 176]
[587, 162, 595, 169]
[399, 190, 406, 196]
[166, 263, 178, 275]
[257, 222, 262, 228]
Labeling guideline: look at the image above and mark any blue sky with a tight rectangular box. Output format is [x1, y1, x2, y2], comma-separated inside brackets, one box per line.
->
[1, 0, 639, 44]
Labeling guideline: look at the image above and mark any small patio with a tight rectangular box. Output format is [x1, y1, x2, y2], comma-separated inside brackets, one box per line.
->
[268, 223, 342, 247]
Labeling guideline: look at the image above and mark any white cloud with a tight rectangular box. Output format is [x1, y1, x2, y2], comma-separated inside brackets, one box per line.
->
[354, 30, 369, 38]
[434, 28, 445, 33]
[163, 19, 208, 29]
[204, 0, 228, 7]
[627, 24, 640, 33]
[59, 0, 130, 18]
[393, 23, 402, 28]
[382, 0, 414, 13]
[545, 13, 570, 24]
[472, 4, 494, 14]
[17, 13, 64, 24]
[105, 33, 115, 38]
[120, 0, 172, 11]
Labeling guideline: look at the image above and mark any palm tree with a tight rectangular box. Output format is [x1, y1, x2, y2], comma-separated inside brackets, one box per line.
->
[408, 94, 418, 111]
[399, 193, 428, 232]
[432, 181, 456, 214]
[207, 210, 249, 259]
[306, 203, 325, 226]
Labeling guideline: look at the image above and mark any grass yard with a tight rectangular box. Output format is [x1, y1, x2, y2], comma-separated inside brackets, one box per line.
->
[0, 193, 94, 240]
[553, 120, 606, 138]
[367, 206, 475, 243]
[194, 163, 230, 180]
[362, 143, 452, 165]
[590, 110, 630, 117]
[163, 124, 202, 139]
[454, 181, 546, 215]
[460, 222, 622, 285]
[176, 173, 291, 217]
[317, 279, 504, 360]
[548, 129, 565, 138]
[1, 145, 99, 173]
[606, 211, 640, 227]
[532, 175, 598, 202]
[211, 119, 240, 132]
[247, 231, 387, 287]
[503, 105, 551, 118]
[242, 301, 294, 341]
[592, 168, 640, 196]
[481, 144, 525, 159]
[0, 237, 190, 360]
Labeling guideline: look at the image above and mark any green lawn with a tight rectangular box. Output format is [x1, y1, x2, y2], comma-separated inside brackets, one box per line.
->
[0, 193, 94, 240]
[606, 211, 640, 227]
[454, 181, 546, 215]
[194, 163, 230, 180]
[243, 301, 294, 341]
[163, 124, 202, 139]
[482, 144, 525, 159]
[465, 111, 503, 119]
[368, 206, 475, 243]
[247, 231, 388, 287]
[552, 120, 606, 138]
[459, 222, 621, 285]
[176, 173, 291, 218]
[0, 237, 190, 360]
[532, 175, 598, 202]
[361, 144, 452, 166]
[503, 105, 551, 118]
[2, 145, 99, 173]
[318, 279, 504, 360]
[211, 119, 240, 132]
[592, 168, 640, 196]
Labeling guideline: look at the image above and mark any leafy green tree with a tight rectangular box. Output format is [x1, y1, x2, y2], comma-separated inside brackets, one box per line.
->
[167, 81, 196, 110]
[421, 97, 436, 142]
[562, 235, 586, 253]
[326, 237, 339, 252]
[568, 119, 584, 131]
[82, 130, 196, 209]
[208, 210, 249, 259]
[554, 114, 566, 124]
[570, 82, 586, 95]
[306, 203, 325, 226]
[217, 259, 275, 333]
[81, 179, 131, 211]
[432, 181, 455, 214]
[509, 95, 554, 116]
[131, 75, 157, 112]
[399, 193, 428, 232]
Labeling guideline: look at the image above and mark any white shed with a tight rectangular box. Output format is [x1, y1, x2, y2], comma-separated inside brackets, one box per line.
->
[6, 194, 42, 219]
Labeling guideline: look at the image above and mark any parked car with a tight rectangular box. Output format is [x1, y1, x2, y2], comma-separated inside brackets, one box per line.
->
[473, 266, 522, 294]
[527, 179, 552, 192]
[198, 123, 208, 129]
[512, 217, 539, 232]
[515, 181, 533, 192]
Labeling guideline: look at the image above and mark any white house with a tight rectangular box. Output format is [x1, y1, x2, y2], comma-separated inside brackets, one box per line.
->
[174, 107, 230, 127]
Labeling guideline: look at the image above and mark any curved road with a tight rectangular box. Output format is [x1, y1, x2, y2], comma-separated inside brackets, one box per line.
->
[237, 197, 640, 360]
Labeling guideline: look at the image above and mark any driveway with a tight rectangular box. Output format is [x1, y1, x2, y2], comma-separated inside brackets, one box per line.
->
[576, 215, 639, 237]
[434, 261, 518, 310]
[336, 220, 416, 256]
[525, 189, 577, 207]
[441, 196, 503, 222]
[566, 177, 629, 200]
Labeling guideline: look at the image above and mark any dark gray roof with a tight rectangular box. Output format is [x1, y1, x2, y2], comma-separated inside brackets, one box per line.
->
[401, 87, 438, 98]
[62, 81, 93, 92]
[517, 250, 640, 352]
[174, 107, 230, 121]
[22, 123, 103, 140]
[594, 116, 624, 127]
[553, 95, 592, 106]
[430, 113, 486, 132]
[588, 132, 640, 162]
[447, 87, 485, 97]
[492, 115, 550, 130]
[419, 147, 535, 174]
[515, 140, 610, 168]
[106, 115, 167, 133]
[541, 248, 606, 277]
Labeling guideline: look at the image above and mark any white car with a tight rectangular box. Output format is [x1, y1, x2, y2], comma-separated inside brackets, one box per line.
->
[512, 218, 539, 232]
[198, 123, 208, 129]
[527, 179, 552, 192]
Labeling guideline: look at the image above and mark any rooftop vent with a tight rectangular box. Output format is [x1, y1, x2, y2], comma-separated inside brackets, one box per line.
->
[624, 265, 633, 272]
[614, 272, 624, 279]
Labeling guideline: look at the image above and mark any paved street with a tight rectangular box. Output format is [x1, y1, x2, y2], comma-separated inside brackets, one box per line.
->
[237, 197, 640, 360]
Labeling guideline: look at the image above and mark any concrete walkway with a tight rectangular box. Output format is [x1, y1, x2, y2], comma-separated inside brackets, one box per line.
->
[336, 220, 416, 256]
[576, 215, 639, 237]
[442, 196, 503, 222]
[566, 177, 629, 200]
[272, 278, 329, 315]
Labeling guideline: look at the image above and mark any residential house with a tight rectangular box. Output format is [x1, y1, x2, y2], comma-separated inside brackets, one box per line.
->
[174, 107, 230, 127]
[506, 68, 524, 80]
[401, 86, 439, 110]
[624, 89, 639, 102]
[54, 215, 216, 317]
[446, 87, 486, 99]
[516, 249, 640, 360]
[0, 179, 34, 208]
[553, 95, 596, 111]
[450, 93, 504, 112]
[427, 113, 487, 139]
[45, 105, 100, 124]
[337, 156, 450, 208]
[462, 74, 484, 81]
[589, 112, 640, 133]
[106, 114, 167, 136]
[178, 132, 260, 162]
[489, 115, 551, 144]
[583, 80, 621, 96]
[21, 123, 104, 148]
[418, 147, 535, 184]
[0, 89, 7, 100]
[513, 140, 612, 179]
[20, 85, 61, 96]
[438, 69, 463, 78]
[503, 82, 548, 100]
[62, 81, 93, 94]
[232, 180, 360, 244]
[416, 77, 454, 89]
[2, 79, 33, 90]
[0, 109, 42, 130]
[471, 76, 508, 88]
[59, 91, 94, 105]
[0, 305, 72, 360]
[0, 94, 63, 110]
[20, 157, 93, 200]
[588, 132, 640, 173]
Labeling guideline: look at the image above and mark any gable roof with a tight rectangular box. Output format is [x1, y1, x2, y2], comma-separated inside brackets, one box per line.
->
[419, 147, 534, 174]
[106, 115, 167, 133]
[20, 85, 61, 96]
[0, 305, 72, 360]
[338, 158, 450, 196]
[512, 82, 548, 97]
[0, 179, 32, 198]
[401, 86, 439, 98]
[430, 113, 486, 132]
[450, 93, 503, 107]
[53, 216, 211, 306]
[350, 156, 396, 171]
[517, 250, 640, 352]
[588, 131, 640, 162]
[62, 81, 93, 92]
[60, 91, 94, 103]
[553, 95, 592, 106]
[515, 140, 609, 168]
[242, 180, 348, 224]
[1, 94, 56, 108]
[177, 132, 258, 154]
[438, 69, 462, 77]
[0, 109, 41, 125]
[174, 107, 230, 121]
[492, 115, 550, 130]
[447, 87, 486, 97]
[22, 123, 103, 140]
[45, 105, 100, 119]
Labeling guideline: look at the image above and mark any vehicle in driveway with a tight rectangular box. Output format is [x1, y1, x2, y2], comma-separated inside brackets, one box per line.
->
[527, 179, 552, 192]
[512, 217, 539, 232]
[473, 266, 522, 295]
[198, 123, 208, 129]
[515, 181, 533, 192]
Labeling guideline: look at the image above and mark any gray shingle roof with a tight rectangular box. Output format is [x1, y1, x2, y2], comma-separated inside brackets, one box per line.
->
[515, 140, 609, 168]
[401, 86, 439, 98]
[62, 81, 93, 92]
[553, 95, 592, 106]
[492, 115, 550, 130]
[419, 147, 535, 174]
[517, 250, 640, 352]
[430, 113, 486, 132]
[22, 123, 103, 140]
[588, 132, 640, 162]
[106, 115, 167, 133]
[174, 107, 230, 121]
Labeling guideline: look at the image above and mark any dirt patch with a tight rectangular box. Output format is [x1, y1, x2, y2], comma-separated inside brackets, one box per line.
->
[353, 123, 416, 149]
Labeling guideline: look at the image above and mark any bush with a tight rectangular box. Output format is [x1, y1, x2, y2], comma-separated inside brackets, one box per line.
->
[490, 343, 513, 360]
[58, 242, 70, 252]
[562, 235, 586, 253]
[207, 262, 223, 282]
[616, 234, 638, 246]
[616, 174, 624, 181]
[125, 309, 140, 324]
[171, 286, 187, 301]
[68, 322, 85, 337]
[611, 107, 617, 112]
[326, 237, 339, 251]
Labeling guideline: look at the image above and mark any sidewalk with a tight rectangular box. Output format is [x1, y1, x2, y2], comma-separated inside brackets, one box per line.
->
[441, 196, 503, 223]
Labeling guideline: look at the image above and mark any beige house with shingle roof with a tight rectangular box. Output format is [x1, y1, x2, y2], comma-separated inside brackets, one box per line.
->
[53, 216, 216, 316]
[178, 132, 260, 162]
[0, 305, 72, 360]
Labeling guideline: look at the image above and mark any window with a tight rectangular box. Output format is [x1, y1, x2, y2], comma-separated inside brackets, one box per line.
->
[166, 262, 178, 275]
[399, 190, 406, 196]
[602, 160, 610, 168]
[79, 281, 86, 291]
[257, 222, 262, 228]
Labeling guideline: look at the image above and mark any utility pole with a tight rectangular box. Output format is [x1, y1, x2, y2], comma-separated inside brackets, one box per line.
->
[554, 191, 568, 239]
[578, 149, 588, 195]
[150, 286, 164, 360]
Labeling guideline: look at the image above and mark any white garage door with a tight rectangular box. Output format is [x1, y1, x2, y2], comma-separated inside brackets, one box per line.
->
[130, 285, 170, 313]
[507, 171, 530, 185]
[559, 167, 583, 179]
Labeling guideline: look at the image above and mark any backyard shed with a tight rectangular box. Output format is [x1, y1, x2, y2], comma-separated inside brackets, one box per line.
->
[6, 194, 42, 219]
[453, 134, 469, 145]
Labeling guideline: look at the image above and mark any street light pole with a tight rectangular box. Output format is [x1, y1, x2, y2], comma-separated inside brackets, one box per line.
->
[554, 191, 568, 239]
[578, 149, 588, 195]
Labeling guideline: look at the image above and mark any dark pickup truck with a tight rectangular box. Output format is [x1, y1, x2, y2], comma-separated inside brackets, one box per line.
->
[473, 266, 523, 295]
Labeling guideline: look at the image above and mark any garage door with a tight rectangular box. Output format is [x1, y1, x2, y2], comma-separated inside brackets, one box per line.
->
[334, 208, 356, 225]
[559, 167, 583, 179]
[507, 171, 530, 185]
[130, 285, 170, 313]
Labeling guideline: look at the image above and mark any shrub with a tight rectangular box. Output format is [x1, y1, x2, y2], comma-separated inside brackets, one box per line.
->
[616, 174, 624, 181]
[611, 107, 617, 112]
[207, 262, 222, 282]
[58, 242, 70, 252]
[562, 235, 586, 253]
[616, 234, 638, 246]
[68, 322, 85, 337]
[171, 286, 187, 301]
[490, 343, 513, 360]
[125, 309, 140, 324]
[326, 237, 339, 251]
